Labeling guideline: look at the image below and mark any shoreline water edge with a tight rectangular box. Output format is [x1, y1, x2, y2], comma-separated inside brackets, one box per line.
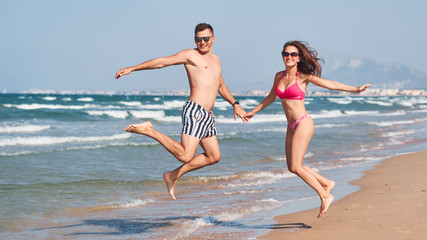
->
[1, 93, 426, 239]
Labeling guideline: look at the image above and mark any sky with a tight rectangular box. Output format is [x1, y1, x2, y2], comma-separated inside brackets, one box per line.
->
[1, 0, 427, 93]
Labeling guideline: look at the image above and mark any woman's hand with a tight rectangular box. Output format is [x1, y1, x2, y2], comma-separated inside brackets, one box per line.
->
[356, 84, 372, 93]
[243, 111, 255, 122]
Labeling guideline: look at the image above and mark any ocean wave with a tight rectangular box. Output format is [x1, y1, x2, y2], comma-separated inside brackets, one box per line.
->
[86, 110, 129, 119]
[129, 110, 165, 119]
[217, 114, 286, 124]
[328, 97, 353, 105]
[219, 171, 294, 189]
[344, 110, 382, 116]
[367, 120, 413, 127]
[87, 109, 181, 121]
[241, 98, 261, 106]
[364, 99, 393, 106]
[414, 117, 427, 123]
[247, 127, 285, 133]
[119, 101, 142, 106]
[379, 110, 406, 116]
[3, 103, 99, 110]
[194, 170, 295, 186]
[0, 142, 158, 156]
[174, 217, 214, 239]
[42, 96, 56, 101]
[316, 123, 349, 128]
[395, 97, 427, 107]
[161, 116, 182, 122]
[77, 97, 94, 102]
[173, 197, 282, 239]
[0, 150, 33, 156]
[338, 156, 384, 162]
[310, 110, 380, 119]
[0, 133, 131, 147]
[213, 100, 230, 111]
[223, 189, 267, 195]
[0, 124, 50, 133]
[138, 100, 186, 110]
[411, 109, 427, 113]
[380, 129, 417, 138]
[87, 198, 154, 211]
[214, 99, 260, 110]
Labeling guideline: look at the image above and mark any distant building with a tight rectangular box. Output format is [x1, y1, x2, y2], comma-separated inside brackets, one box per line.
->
[360, 88, 381, 96]
[249, 90, 269, 96]
[399, 89, 426, 96]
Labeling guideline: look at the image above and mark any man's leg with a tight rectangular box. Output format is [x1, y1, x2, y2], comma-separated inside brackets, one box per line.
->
[163, 135, 221, 199]
[124, 122, 199, 163]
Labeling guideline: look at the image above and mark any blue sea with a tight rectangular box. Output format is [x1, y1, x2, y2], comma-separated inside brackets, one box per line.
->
[1, 93, 426, 239]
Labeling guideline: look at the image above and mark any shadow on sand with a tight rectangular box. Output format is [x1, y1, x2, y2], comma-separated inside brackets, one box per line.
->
[34, 216, 311, 236]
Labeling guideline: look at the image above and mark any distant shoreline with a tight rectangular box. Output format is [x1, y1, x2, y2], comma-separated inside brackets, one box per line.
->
[1, 88, 426, 97]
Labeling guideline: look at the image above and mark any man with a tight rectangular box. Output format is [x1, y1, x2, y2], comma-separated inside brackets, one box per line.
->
[115, 23, 246, 200]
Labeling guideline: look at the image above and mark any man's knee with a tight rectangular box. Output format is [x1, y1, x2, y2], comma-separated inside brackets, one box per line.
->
[176, 151, 195, 163]
[208, 152, 221, 165]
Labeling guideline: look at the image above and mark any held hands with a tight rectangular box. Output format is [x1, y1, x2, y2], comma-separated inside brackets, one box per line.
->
[243, 111, 255, 122]
[234, 105, 248, 123]
[115, 67, 133, 79]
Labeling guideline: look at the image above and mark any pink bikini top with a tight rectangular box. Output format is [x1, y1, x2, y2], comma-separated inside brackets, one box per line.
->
[276, 70, 305, 100]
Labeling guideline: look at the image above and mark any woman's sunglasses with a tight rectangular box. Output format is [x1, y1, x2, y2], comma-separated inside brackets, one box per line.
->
[282, 52, 299, 57]
[195, 36, 211, 42]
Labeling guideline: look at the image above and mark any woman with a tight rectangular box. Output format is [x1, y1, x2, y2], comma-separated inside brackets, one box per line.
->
[244, 41, 371, 218]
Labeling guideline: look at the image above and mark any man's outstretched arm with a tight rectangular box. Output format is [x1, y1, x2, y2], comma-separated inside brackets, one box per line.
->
[115, 50, 192, 79]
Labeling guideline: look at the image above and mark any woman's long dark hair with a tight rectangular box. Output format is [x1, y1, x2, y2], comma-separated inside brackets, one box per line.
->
[283, 41, 324, 77]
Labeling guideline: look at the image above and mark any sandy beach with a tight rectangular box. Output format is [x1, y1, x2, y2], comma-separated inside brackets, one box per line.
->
[259, 150, 427, 240]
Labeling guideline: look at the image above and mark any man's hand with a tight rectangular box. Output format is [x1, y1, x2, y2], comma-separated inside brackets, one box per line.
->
[234, 105, 248, 123]
[115, 67, 133, 79]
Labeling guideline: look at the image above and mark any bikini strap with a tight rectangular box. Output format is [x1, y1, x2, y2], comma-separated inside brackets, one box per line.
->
[281, 70, 286, 79]
[277, 71, 286, 86]
[279, 70, 297, 84]
[295, 70, 298, 83]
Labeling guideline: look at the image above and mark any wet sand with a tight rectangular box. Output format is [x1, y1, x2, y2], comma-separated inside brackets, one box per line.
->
[259, 151, 427, 240]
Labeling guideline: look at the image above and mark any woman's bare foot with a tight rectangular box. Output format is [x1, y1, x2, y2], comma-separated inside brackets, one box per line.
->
[163, 172, 177, 200]
[318, 194, 334, 218]
[124, 122, 153, 135]
[324, 180, 336, 194]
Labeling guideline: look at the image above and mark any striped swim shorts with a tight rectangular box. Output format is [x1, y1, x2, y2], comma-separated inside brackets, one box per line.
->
[181, 100, 217, 139]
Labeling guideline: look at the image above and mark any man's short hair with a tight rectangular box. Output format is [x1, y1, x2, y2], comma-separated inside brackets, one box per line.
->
[195, 23, 214, 35]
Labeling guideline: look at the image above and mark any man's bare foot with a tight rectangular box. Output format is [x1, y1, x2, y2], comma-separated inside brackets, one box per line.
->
[318, 194, 334, 218]
[163, 172, 177, 200]
[123, 122, 153, 135]
[324, 180, 336, 194]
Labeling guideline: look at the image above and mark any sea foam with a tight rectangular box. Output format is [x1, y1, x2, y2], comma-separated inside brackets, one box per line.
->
[0, 133, 131, 147]
[0, 124, 50, 133]
[86, 110, 129, 119]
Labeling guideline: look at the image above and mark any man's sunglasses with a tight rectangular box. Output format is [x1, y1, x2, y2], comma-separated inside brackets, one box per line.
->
[282, 52, 299, 57]
[195, 36, 211, 42]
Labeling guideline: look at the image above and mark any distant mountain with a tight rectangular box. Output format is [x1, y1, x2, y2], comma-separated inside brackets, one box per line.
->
[321, 55, 427, 90]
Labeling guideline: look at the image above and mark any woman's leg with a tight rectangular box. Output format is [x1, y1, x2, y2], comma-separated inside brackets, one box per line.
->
[303, 166, 335, 194]
[285, 118, 333, 217]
